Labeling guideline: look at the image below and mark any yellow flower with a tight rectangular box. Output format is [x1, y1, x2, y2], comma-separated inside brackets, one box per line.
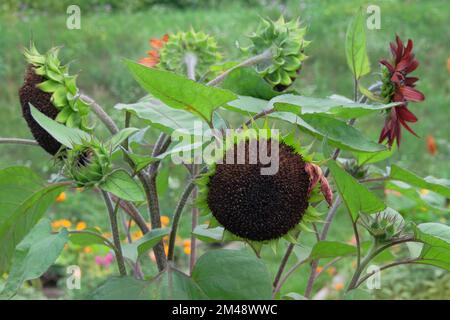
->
[56, 192, 67, 203]
[161, 215, 170, 226]
[334, 282, 344, 291]
[419, 189, 429, 195]
[184, 246, 191, 255]
[51, 220, 61, 229]
[60, 219, 72, 228]
[83, 246, 92, 254]
[76, 221, 87, 231]
[131, 230, 143, 241]
[164, 243, 169, 256]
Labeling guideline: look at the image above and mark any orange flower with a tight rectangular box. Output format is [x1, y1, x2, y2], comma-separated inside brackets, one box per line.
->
[426, 135, 437, 155]
[76, 221, 87, 231]
[59, 219, 72, 228]
[183, 239, 191, 248]
[315, 266, 324, 274]
[83, 246, 93, 254]
[334, 282, 344, 291]
[138, 34, 169, 68]
[161, 215, 170, 226]
[150, 34, 169, 49]
[55, 192, 66, 203]
[326, 266, 337, 276]
[184, 246, 191, 255]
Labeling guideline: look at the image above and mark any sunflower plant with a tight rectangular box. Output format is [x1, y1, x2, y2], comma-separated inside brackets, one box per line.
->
[0, 10, 448, 301]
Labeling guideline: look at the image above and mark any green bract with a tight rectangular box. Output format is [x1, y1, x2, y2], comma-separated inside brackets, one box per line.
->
[65, 139, 112, 187]
[158, 29, 221, 78]
[24, 44, 92, 131]
[247, 17, 310, 90]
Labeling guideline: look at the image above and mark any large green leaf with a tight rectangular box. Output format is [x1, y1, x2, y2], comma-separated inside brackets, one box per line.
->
[125, 60, 236, 124]
[390, 165, 450, 198]
[122, 228, 170, 263]
[328, 161, 386, 220]
[273, 112, 385, 152]
[221, 67, 280, 100]
[355, 145, 396, 166]
[1, 219, 68, 297]
[99, 169, 145, 202]
[106, 127, 139, 150]
[0, 166, 66, 273]
[413, 223, 450, 271]
[155, 268, 208, 300]
[270, 94, 397, 119]
[309, 241, 357, 260]
[345, 7, 370, 79]
[115, 96, 226, 135]
[191, 249, 272, 299]
[30, 104, 91, 148]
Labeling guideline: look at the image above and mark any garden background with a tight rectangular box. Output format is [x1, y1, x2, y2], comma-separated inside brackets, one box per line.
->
[0, 0, 448, 299]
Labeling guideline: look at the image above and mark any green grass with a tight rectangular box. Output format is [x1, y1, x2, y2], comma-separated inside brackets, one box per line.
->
[0, 0, 448, 299]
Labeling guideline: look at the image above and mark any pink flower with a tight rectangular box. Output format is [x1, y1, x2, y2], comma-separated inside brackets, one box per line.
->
[95, 252, 115, 267]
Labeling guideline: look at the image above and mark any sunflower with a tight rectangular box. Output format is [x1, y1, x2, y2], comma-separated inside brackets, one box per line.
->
[197, 130, 331, 247]
[378, 36, 425, 147]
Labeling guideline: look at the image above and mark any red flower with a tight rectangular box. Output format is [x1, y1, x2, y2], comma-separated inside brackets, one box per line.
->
[378, 36, 425, 147]
[138, 34, 169, 68]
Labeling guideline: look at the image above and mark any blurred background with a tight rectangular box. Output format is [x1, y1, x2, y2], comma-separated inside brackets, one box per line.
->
[0, 0, 448, 299]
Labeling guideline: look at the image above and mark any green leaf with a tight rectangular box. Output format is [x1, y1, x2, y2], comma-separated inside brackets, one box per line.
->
[192, 249, 272, 299]
[89, 276, 153, 300]
[273, 112, 385, 152]
[221, 67, 281, 100]
[192, 224, 224, 243]
[115, 96, 226, 135]
[122, 228, 170, 263]
[282, 292, 307, 300]
[390, 165, 450, 198]
[155, 268, 207, 300]
[125, 60, 237, 124]
[413, 223, 450, 271]
[30, 104, 91, 148]
[69, 228, 112, 248]
[270, 94, 397, 119]
[355, 145, 396, 166]
[0, 166, 67, 273]
[328, 161, 386, 220]
[127, 153, 158, 172]
[99, 169, 145, 202]
[309, 241, 357, 259]
[1, 219, 68, 298]
[107, 127, 139, 150]
[345, 7, 370, 79]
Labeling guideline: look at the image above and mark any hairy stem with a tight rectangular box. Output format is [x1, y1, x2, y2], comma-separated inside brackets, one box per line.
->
[168, 167, 208, 261]
[80, 93, 119, 134]
[207, 49, 273, 87]
[272, 231, 300, 291]
[101, 190, 127, 276]
[0, 138, 39, 146]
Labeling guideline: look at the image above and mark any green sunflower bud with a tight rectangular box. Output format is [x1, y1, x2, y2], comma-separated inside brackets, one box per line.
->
[248, 16, 310, 91]
[66, 139, 112, 187]
[343, 159, 369, 180]
[360, 209, 406, 242]
[19, 43, 92, 155]
[158, 29, 221, 79]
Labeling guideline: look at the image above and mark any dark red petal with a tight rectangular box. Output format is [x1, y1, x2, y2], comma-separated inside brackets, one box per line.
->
[399, 117, 419, 137]
[396, 106, 418, 122]
[379, 124, 389, 143]
[395, 36, 404, 63]
[405, 59, 419, 73]
[400, 86, 425, 101]
[380, 59, 395, 73]
[405, 77, 419, 86]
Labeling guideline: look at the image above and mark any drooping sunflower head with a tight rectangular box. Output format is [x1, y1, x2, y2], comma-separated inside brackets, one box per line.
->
[158, 29, 222, 78]
[197, 131, 325, 243]
[19, 43, 92, 155]
[65, 138, 112, 187]
[247, 16, 310, 91]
